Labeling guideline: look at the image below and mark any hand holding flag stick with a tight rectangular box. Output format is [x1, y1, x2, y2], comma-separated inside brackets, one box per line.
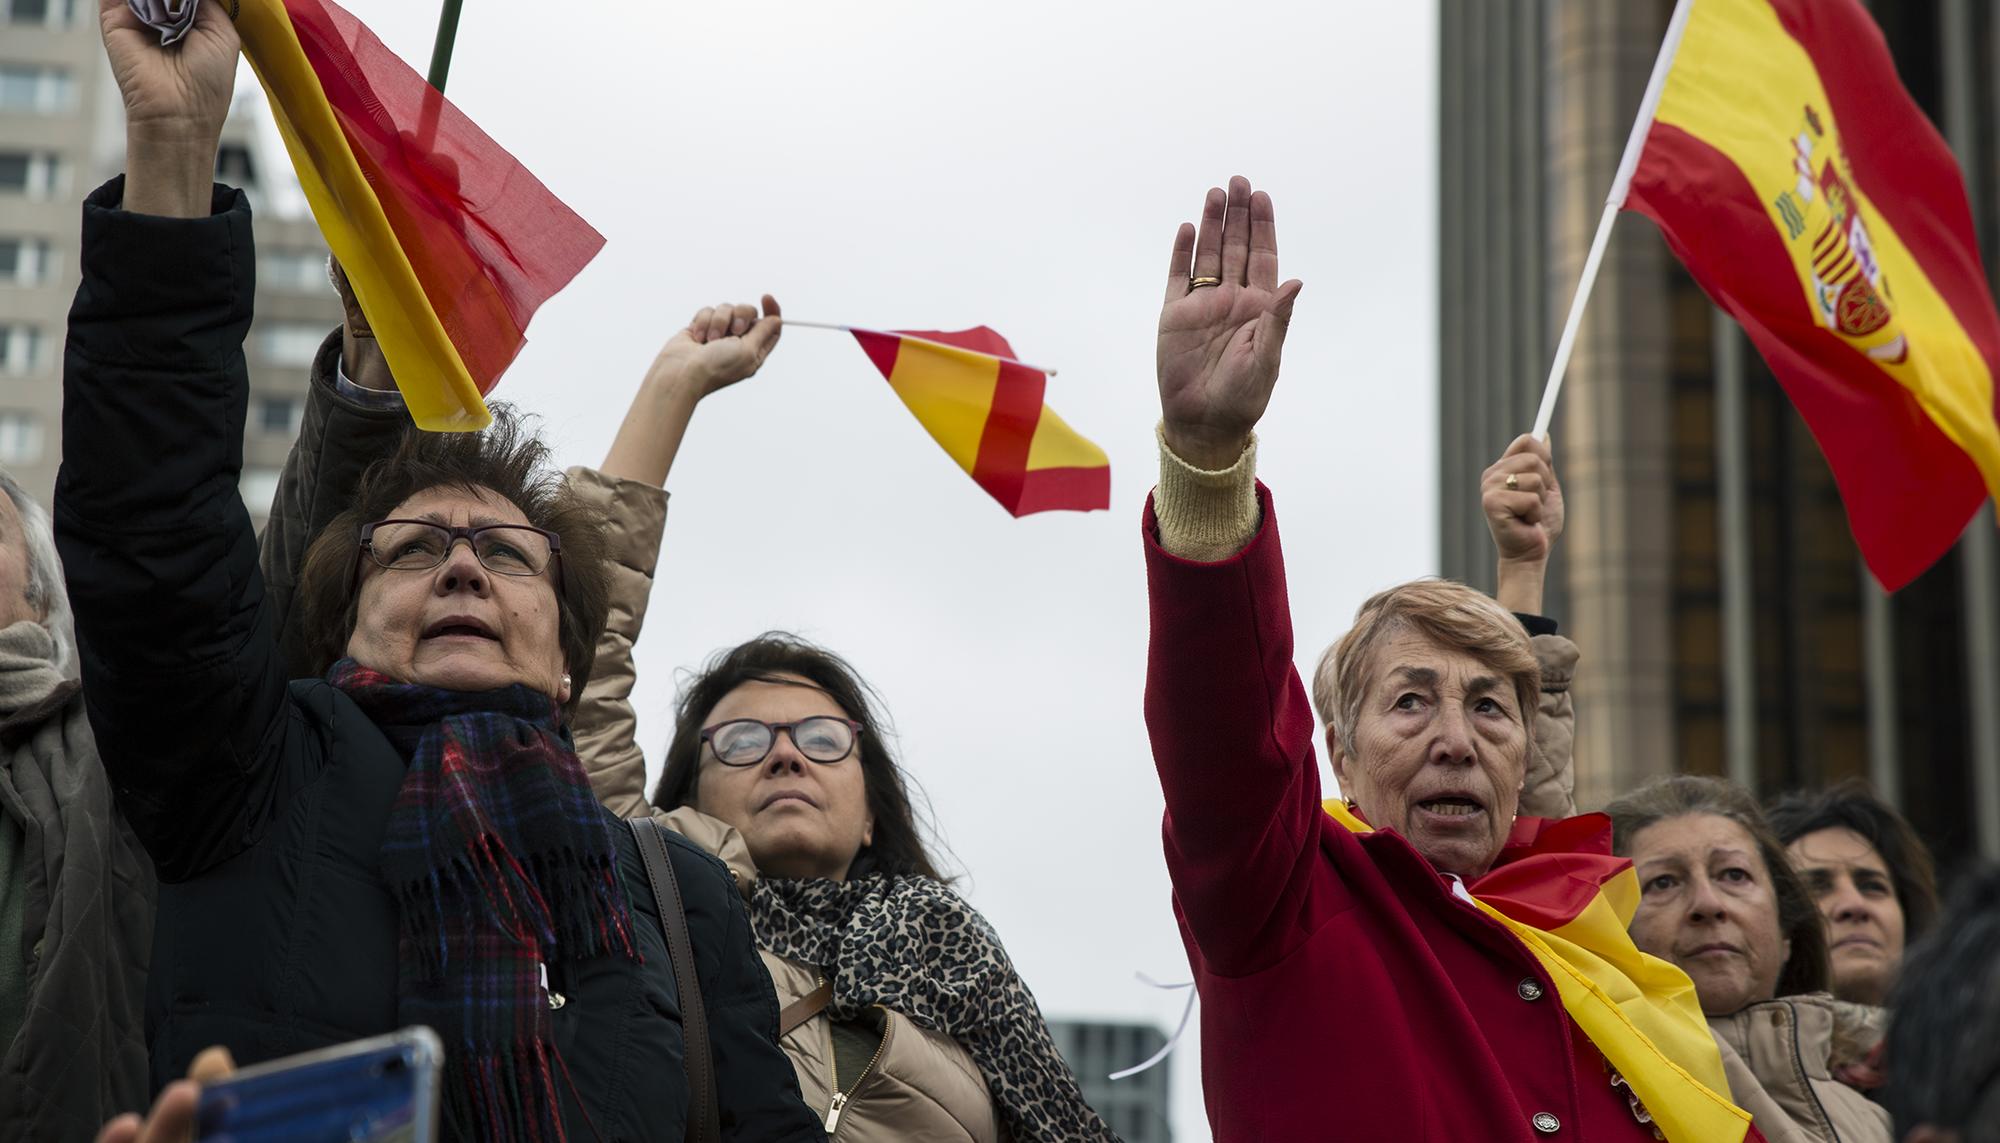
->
[1157, 175, 1305, 471]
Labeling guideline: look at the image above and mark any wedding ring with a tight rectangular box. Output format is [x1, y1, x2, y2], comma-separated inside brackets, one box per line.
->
[1188, 276, 1222, 290]
[1505, 473, 1519, 490]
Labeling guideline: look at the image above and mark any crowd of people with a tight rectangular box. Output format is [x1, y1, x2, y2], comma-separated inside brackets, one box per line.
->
[0, 4, 1994, 1142]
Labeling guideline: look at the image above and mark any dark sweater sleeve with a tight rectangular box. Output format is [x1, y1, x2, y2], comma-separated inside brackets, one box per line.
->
[54, 177, 294, 882]
[1142, 483, 1349, 976]
[668, 838, 823, 1142]
[259, 330, 413, 679]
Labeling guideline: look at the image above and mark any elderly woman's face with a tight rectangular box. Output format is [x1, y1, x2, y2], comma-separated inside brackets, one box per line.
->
[346, 485, 569, 703]
[1789, 827, 1905, 1006]
[1627, 813, 1791, 1016]
[691, 675, 873, 881]
[1330, 627, 1529, 879]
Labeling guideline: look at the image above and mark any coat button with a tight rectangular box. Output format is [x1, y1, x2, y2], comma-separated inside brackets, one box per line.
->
[1517, 978, 1545, 1001]
[1532, 1111, 1561, 1134]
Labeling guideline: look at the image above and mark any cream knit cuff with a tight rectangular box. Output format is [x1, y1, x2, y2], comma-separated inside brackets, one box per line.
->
[1152, 421, 1260, 562]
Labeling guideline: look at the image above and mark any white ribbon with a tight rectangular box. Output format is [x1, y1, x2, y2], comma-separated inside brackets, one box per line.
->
[1107, 972, 1196, 1081]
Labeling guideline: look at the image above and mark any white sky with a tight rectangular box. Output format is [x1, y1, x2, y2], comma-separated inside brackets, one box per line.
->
[265, 1, 1439, 1135]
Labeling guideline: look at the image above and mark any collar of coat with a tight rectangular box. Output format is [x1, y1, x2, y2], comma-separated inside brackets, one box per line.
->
[1323, 800, 1753, 1143]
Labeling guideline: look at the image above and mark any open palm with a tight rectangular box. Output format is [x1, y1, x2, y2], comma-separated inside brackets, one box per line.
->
[1157, 176, 1303, 469]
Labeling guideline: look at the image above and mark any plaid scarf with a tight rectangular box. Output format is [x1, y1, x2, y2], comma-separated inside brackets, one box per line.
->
[754, 874, 1119, 1142]
[330, 660, 638, 1143]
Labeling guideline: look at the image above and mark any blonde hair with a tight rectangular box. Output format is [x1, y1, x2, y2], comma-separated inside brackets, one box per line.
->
[1310, 579, 1538, 758]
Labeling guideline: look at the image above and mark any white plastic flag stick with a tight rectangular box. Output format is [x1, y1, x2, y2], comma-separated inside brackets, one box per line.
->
[780, 319, 1060, 376]
[1531, 0, 1697, 441]
[1107, 972, 1196, 1081]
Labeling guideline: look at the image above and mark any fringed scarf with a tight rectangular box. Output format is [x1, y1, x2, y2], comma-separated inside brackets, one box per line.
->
[330, 660, 638, 1143]
[753, 874, 1120, 1143]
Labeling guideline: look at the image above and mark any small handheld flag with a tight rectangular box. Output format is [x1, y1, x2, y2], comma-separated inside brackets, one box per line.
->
[793, 322, 1110, 516]
[234, 0, 603, 430]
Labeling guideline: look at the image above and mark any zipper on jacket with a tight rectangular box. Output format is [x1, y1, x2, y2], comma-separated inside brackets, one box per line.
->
[824, 1006, 893, 1136]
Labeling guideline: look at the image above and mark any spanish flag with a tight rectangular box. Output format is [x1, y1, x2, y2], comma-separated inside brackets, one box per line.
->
[848, 326, 1111, 516]
[1620, 0, 2000, 590]
[1323, 802, 1751, 1142]
[236, 0, 603, 430]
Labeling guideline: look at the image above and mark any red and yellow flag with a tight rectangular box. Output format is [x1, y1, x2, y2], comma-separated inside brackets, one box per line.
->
[849, 327, 1110, 516]
[1324, 802, 1751, 1143]
[236, 0, 603, 431]
[1622, 0, 2000, 589]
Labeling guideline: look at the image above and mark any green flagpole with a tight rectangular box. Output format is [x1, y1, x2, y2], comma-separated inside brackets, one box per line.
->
[426, 0, 464, 92]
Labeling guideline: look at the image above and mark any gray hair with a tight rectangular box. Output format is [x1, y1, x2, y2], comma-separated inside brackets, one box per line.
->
[1884, 863, 2000, 1141]
[0, 469, 76, 675]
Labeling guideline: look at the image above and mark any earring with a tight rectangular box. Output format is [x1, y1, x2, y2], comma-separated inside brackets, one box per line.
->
[561, 673, 572, 691]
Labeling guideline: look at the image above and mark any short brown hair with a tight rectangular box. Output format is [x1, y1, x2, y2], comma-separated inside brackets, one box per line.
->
[293, 407, 610, 721]
[1310, 579, 1539, 757]
[1607, 774, 1829, 998]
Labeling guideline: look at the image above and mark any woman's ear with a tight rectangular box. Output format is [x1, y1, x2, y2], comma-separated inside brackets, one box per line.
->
[1328, 727, 1352, 790]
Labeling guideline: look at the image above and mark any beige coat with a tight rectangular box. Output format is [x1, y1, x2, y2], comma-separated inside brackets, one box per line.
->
[566, 467, 1004, 1141]
[1710, 995, 1891, 1143]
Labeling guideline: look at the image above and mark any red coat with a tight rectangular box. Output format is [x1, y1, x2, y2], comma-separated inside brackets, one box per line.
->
[1142, 487, 1735, 1142]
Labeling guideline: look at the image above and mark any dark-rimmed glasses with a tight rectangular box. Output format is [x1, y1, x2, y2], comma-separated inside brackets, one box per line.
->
[351, 519, 564, 594]
[700, 717, 864, 767]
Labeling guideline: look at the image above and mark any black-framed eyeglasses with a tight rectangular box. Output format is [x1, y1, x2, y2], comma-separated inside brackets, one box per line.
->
[351, 519, 565, 594]
[699, 717, 864, 767]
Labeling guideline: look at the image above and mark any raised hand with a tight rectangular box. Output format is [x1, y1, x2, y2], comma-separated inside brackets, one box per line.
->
[600, 295, 783, 488]
[1482, 434, 1565, 614]
[647, 295, 783, 399]
[100, 0, 239, 217]
[1157, 176, 1304, 469]
[329, 256, 393, 391]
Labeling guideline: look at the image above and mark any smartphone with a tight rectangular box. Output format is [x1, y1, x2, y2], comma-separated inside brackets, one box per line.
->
[194, 1026, 443, 1143]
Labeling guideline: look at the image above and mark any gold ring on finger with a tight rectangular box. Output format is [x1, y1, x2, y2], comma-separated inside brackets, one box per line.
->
[1189, 276, 1222, 289]
[1505, 473, 1519, 490]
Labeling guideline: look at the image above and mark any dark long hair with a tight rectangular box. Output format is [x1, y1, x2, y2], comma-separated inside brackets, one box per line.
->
[1607, 774, 1829, 999]
[1767, 779, 1940, 940]
[654, 633, 949, 882]
[294, 406, 610, 722]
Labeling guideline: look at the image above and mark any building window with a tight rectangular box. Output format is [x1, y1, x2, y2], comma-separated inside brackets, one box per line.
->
[0, 411, 42, 466]
[256, 395, 303, 437]
[0, 65, 75, 113]
[259, 249, 329, 294]
[0, 324, 46, 374]
[0, 152, 63, 198]
[214, 143, 256, 189]
[2, 0, 77, 27]
[256, 323, 326, 368]
[0, 237, 56, 285]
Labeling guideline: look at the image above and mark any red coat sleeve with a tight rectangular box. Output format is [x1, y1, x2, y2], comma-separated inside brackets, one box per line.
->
[1141, 484, 1352, 975]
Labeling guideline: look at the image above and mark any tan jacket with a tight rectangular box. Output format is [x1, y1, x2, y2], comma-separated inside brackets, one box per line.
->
[1710, 995, 1891, 1143]
[1519, 632, 1581, 820]
[565, 467, 1004, 1142]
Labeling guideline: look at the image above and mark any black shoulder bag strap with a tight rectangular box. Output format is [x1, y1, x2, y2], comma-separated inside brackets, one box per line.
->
[630, 817, 721, 1143]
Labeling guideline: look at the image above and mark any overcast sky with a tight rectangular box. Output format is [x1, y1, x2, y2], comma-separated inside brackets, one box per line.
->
[262, 1, 1439, 1134]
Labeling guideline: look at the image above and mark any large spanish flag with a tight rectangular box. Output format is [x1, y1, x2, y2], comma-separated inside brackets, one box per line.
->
[235, 0, 603, 431]
[1324, 801, 1751, 1142]
[848, 326, 1111, 516]
[1620, 0, 2000, 590]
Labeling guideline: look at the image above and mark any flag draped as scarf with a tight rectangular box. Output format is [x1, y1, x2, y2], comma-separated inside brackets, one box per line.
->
[1322, 801, 1750, 1143]
[235, 0, 604, 431]
[1622, 0, 2000, 589]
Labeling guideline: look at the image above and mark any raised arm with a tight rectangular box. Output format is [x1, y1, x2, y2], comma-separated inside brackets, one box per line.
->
[1143, 177, 1323, 973]
[56, 1, 289, 880]
[1480, 435, 1581, 819]
[261, 261, 413, 678]
[574, 297, 782, 816]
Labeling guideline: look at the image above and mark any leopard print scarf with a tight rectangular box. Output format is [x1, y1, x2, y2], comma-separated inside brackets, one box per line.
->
[753, 874, 1120, 1142]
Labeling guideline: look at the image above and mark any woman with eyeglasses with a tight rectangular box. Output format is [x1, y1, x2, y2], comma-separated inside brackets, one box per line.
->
[569, 339, 1118, 1141]
[59, 9, 822, 1141]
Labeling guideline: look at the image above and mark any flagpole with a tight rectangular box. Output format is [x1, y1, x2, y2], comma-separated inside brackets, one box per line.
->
[1530, 0, 1696, 441]
[782, 319, 1061, 376]
[426, 0, 464, 91]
